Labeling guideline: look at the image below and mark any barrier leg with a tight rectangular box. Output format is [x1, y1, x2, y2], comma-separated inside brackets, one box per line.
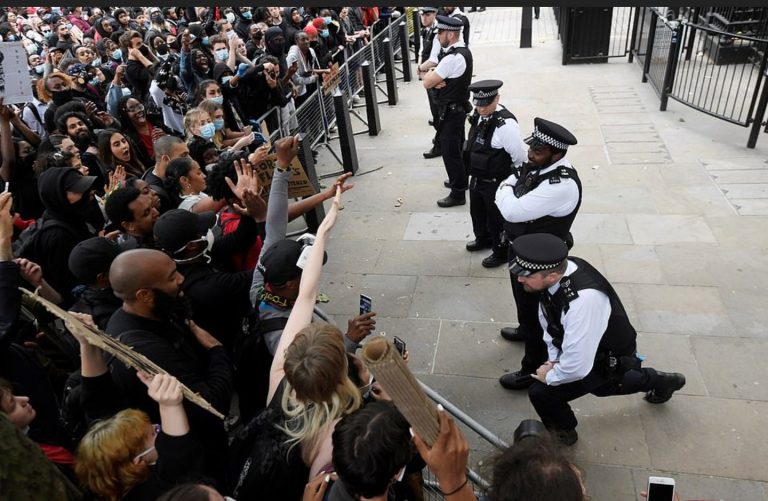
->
[333, 90, 360, 174]
[297, 133, 325, 231]
[383, 38, 399, 105]
[361, 61, 382, 136]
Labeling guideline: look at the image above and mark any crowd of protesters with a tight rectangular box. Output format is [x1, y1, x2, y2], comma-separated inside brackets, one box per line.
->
[0, 6, 653, 501]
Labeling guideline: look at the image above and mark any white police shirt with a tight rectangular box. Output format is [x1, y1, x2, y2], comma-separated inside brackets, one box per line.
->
[427, 30, 442, 64]
[494, 156, 579, 223]
[434, 41, 468, 80]
[474, 111, 528, 168]
[539, 260, 611, 386]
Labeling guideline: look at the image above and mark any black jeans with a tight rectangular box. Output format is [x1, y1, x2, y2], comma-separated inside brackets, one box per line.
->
[529, 366, 659, 430]
[508, 246, 549, 373]
[440, 110, 468, 198]
[469, 178, 506, 253]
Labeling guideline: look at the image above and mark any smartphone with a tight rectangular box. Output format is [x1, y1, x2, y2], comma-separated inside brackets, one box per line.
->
[646, 476, 675, 501]
[393, 336, 406, 358]
[359, 294, 372, 316]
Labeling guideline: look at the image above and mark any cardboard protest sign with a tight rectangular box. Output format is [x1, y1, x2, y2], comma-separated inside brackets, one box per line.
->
[0, 42, 33, 105]
[253, 155, 317, 199]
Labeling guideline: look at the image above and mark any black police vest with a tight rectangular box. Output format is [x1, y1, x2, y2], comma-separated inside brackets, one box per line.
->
[466, 107, 517, 181]
[503, 164, 582, 244]
[420, 25, 437, 64]
[435, 46, 473, 106]
[540, 257, 637, 358]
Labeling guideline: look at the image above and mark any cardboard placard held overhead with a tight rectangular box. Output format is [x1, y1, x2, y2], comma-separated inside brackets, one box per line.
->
[253, 155, 317, 199]
[0, 42, 33, 105]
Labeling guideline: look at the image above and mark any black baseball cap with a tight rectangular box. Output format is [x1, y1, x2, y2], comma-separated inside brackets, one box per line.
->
[153, 209, 217, 255]
[257, 238, 328, 286]
[62, 169, 98, 194]
[68, 237, 123, 284]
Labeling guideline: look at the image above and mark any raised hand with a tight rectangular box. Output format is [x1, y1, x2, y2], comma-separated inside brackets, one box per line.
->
[138, 372, 184, 407]
[323, 172, 354, 200]
[275, 134, 300, 167]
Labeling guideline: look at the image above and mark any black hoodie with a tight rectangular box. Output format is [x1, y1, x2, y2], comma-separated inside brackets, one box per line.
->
[33, 168, 98, 306]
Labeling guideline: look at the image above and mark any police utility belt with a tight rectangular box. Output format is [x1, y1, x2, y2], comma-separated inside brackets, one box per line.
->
[439, 101, 472, 117]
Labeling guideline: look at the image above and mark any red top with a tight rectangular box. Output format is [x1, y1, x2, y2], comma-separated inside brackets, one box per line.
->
[138, 124, 155, 159]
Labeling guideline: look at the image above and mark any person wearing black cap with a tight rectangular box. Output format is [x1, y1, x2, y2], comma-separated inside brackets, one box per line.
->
[68, 236, 124, 329]
[464, 79, 526, 268]
[495, 117, 583, 390]
[507, 233, 686, 445]
[416, 7, 442, 159]
[423, 15, 473, 208]
[441, 7, 471, 46]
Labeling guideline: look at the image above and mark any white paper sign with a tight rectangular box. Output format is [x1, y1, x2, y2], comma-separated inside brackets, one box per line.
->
[0, 42, 33, 105]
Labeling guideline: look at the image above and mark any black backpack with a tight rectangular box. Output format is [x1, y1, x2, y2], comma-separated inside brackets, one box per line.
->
[12, 216, 78, 260]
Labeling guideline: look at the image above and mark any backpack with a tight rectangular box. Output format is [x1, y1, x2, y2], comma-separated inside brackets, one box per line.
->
[12, 216, 78, 260]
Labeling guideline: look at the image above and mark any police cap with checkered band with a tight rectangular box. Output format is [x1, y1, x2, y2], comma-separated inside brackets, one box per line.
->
[435, 15, 463, 31]
[509, 233, 569, 277]
[469, 79, 503, 106]
[524, 117, 578, 152]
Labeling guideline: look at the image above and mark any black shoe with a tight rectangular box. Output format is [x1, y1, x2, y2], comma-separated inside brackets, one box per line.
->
[499, 370, 534, 390]
[443, 180, 451, 188]
[437, 196, 466, 208]
[478, 7, 486, 12]
[500, 327, 525, 342]
[429, 119, 435, 126]
[482, 253, 507, 268]
[423, 148, 442, 159]
[551, 428, 578, 446]
[645, 372, 686, 404]
[465, 239, 492, 252]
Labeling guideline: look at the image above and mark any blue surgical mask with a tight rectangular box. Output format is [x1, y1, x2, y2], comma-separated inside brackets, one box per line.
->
[90, 77, 100, 86]
[242, 10, 252, 20]
[213, 118, 225, 131]
[7, 35, 16, 41]
[112, 48, 122, 60]
[65, 23, 73, 30]
[91, 59, 101, 67]
[320, 29, 329, 38]
[25, 44, 37, 55]
[35, 63, 45, 74]
[121, 87, 132, 97]
[211, 95, 224, 105]
[201, 36, 210, 46]
[215, 49, 229, 61]
[323, 16, 332, 25]
[199, 122, 216, 139]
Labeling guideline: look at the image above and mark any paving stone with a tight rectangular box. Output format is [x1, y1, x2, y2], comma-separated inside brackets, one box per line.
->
[719, 183, 768, 198]
[719, 288, 768, 338]
[599, 244, 665, 284]
[579, 186, 659, 214]
[409, 276, 516, 323]
[368, 317, 441, 375]
[607, 142, 670, 153]
[403, 212, 475, 241]
[651, 186, 736, 216]
[324, 238, 383, 274]
[625, 214, 717, 244]
[636, 332, 708, 397]
[629, 284, 732, 335]
[709, 169, 768, 184]
[630, 468, 768, 501]
[732, 198, 768, 216]
[570, 214, 634, 245]
[656, 243, 768, 289]
[691, 336, 768, 401]
[657, 162, 720, 187]
[433, 320, 523, 379]
[330, 211, 411, 241]
[609, 151, 673, 164]
[374, 240, 471, 277]
[701, 157, 768, 170]
[319, 272, 417, 318]
[706, 215, 768, 247]
[469, 251, 512, 279]
[580, 463, 638, 500]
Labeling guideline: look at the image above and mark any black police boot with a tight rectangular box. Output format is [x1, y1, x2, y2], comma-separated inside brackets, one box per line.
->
[551, 428, 578, 446]
[644, 372, 686, 404]
[500, 326, 525, 342]
[429, 119, 435, 126]
[437, 195, 466, 208]
[444, 180, 451, 188]
[423, 147, 442, 159]
[478, 7, 486, 12]
[499, 370, 534, 390]
[465, 239, 492, 252]
[481, 252, 507, 268]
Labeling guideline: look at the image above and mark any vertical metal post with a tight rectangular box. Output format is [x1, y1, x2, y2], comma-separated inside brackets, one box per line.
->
[628, 6, 640, 63]
[332, 90, 359, 174]
[383, 38, 399, 105]
[412, 8, 421, 62]
[561, 7, 571, 65]
[520, 7, 533, 49]
[747, 51, 768, 149]
[684, 7, 700, 61]
[642, 10, 658, 83]
[660, 21, 682, 111]
[297, 133, 325, 231]
[398, 21, 413, 82]
[361, 61, 381, 136]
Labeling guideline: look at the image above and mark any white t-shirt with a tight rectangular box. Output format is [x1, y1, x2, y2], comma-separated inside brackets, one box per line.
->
[178, 192, 209, 211]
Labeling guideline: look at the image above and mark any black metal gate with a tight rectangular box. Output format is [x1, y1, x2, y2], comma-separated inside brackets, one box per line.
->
[558, 7, 636, 64]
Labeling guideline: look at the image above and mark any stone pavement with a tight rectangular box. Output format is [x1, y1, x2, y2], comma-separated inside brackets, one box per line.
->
[310, 7, 768, 500]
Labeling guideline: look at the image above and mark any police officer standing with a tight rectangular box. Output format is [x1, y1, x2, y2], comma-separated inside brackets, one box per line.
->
[508, 233, 686, 445]
[416, 7, 443, 159]
[422, 15, 473, 208]
[464, 80, 527, 268]
[495, 118, 582, 389]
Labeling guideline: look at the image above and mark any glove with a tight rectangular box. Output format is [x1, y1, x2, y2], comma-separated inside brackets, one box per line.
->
[237, 63, 249, 78]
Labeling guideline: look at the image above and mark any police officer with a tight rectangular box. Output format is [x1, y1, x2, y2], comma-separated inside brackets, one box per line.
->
[495, 118, 582, 390]
[464, 80, 526, 268]
[416, 7, 442, 159]
[509, 233, 686, 445]
[423, 15, 473, 208]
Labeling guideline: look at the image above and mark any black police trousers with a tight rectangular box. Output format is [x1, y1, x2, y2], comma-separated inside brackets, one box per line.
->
[529, 366, 659, 431]
[508, 247, 549, 373]
[469, 178, 506, 254]
[440, 110, 468, 198]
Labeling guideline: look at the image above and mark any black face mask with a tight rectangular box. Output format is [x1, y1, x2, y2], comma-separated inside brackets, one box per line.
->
[150, 288, 191, 322]
[267, 39, 284, 55]
[51, 89, 73, 106]
[69, 192, 92, 216]
[155, 44, 168, 55]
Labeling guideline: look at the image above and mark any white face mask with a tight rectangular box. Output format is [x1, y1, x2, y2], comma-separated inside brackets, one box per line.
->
[173, 229, 215, 264]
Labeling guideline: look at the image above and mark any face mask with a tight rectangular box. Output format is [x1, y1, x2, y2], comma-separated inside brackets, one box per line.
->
[51, 89, 73, 106]
[29, 31, 43, 42]
[320, 29, 329, 38]
[267, 39, 284, 54]
[43, 30, 52, 38]
[90, 77, 100, 86]
[242, 10, 252, 20]
[69, 193, 92, 216]
[213, 118, 224, 131]
[65, 23, 73, 30]
[82, 13, 90, 21]
[199, 122, 216, 139]
[226, 30, 237, 40]
[201, 36, 209, 46]
[225, 12, 236, 24]
[173, 229, 215, 264]
[221, 76, 232, 85]
[7, 35, 16, 41]
[155, 44, 168, 55]
[215, 49, 229, 61]
[323, 16, 333, 25]
[35, 63, 45, 74]
[211, 95, 224, 105]
[25, 44, 37, 55]
[111, 48, 122, 60]
[90, 59, 101, 67]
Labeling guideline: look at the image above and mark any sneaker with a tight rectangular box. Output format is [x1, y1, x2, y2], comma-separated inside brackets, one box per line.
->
[499, 370, 534, 390]
[644, 371, 686, 404]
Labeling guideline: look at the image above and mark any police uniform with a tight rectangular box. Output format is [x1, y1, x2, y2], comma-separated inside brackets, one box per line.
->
[508, 234, 686, 445]
[431, 15, 473, 207]
[419, 7, 443, 159]
[464, 80, 527, 268]
[495, 118, 582, 388]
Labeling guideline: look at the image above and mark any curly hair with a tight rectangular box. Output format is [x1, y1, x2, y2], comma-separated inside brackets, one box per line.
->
[75, 409, 153, 501]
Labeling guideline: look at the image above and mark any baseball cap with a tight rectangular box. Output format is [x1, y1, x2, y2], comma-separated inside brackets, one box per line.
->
[257, 238, 328, 285]
[62, 169, 98, 194]
[154, 209, 217, 255]
[68, 237, 123, 284]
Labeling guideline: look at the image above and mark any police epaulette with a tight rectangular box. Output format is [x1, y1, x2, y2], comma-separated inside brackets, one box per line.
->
[496, 115, 506, 127]
[559, 277, 579, 302]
